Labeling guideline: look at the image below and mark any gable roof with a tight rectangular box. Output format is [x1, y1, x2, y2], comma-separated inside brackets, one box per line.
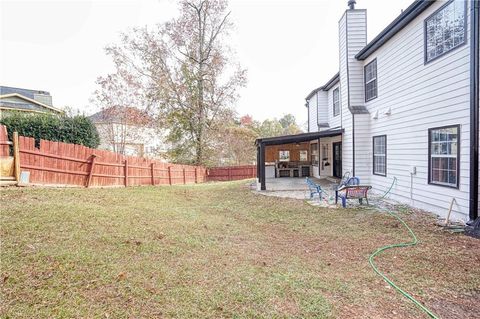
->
[304, 73, 340, 101]
[0, 93, 62, 113]
[356, 0, 435, 60]
[89, 106, 153, 126]
[0, 86, 51, 100]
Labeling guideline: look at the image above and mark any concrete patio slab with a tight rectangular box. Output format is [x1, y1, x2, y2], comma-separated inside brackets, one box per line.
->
[253, 177, 341, 207]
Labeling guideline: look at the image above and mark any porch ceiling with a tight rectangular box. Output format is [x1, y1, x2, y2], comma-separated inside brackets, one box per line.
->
[255, 129, 343, 146]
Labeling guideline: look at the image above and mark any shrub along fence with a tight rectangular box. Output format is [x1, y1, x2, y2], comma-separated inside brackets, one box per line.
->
[0, 125, 256, 187]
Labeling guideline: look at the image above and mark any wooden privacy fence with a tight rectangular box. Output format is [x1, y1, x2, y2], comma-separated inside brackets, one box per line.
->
[0, 125, 256, 187]
[0, 126, 19, 185]
[0, 125, 9, 156]
[207, 165, 257, 181]
[18, 135, 206, 187]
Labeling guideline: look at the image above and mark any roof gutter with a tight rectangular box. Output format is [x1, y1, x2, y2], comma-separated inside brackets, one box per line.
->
[356, 0, 435, 60]
[469, 0, 479, 222]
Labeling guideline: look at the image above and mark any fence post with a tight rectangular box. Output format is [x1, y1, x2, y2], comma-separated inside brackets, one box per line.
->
[86, 154, 97, 188]
[168, 166, 172, 185]
[183, 168, 186, 184]
[151, 163, 155, 185]
[194, 167, 198, 183]
[13, 132, 20, 182]
[124, 159, 129, 187]
[228, 167, 231, 181]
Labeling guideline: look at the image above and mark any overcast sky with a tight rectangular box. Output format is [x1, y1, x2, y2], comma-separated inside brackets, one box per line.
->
[1, 0, 413, 125]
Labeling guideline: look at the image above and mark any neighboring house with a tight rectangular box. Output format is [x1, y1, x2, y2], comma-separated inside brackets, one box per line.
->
[256, 0, 479, 223]
[0, 86, 63, 117]
[89, 106, 167, 159]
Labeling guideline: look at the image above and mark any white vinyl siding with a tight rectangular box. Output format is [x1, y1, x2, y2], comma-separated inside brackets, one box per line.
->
[317, 91, 329, 127]
[339, 12, 353, 175]
[353, 113, 371, 184]
[338, 9, 367, 176]
[364, 0, 471, 220]
[307, 94, 317, 132]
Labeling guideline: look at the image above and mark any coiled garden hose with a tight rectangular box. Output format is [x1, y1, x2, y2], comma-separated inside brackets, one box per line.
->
[369, 177, 439, 319]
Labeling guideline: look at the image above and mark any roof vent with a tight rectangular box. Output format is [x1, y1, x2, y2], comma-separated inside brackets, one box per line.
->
[348, 0, 356, 9]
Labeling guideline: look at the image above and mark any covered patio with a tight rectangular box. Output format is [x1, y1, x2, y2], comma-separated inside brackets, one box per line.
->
[255, 129, 343, 191]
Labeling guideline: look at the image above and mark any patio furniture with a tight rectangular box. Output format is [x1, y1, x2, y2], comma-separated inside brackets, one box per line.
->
[338, 173, 360, 189]
[338, 171, 351, 187]
[306, 177, 322, 199]
[336, 185, 372, 207]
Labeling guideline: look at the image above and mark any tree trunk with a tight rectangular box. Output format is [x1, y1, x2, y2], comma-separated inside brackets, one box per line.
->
[195, 4, 205, 166]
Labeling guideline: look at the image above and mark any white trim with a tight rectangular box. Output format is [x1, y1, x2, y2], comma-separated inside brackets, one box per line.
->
[0, 93, 63, 113]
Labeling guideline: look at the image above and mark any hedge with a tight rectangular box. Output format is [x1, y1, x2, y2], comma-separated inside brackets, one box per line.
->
[0, 112, 100, 148]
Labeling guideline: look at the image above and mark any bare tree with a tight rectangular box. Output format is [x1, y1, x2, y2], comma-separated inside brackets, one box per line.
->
[103, 0, 246, 165]
[92, 72, 153, 155]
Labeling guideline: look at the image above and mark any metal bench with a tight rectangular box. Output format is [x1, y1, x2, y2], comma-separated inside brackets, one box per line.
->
[336, 185, 372, 207]
[306, 177, 322, 199]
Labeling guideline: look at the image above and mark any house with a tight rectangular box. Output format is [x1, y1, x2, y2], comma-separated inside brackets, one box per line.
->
[89, 106, 167, 159]
[0, 86, 63, 117]
[256, 0, 479, 223]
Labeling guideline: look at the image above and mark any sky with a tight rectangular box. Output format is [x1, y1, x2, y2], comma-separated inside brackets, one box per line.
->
[1, 0, 413, 126]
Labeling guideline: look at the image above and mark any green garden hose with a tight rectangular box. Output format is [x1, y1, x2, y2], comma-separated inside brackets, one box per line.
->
[369, 177, 439, 319]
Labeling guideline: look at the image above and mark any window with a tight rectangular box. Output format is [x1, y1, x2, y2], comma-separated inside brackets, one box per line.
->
[333, 88, 340, 116]
[300, 150, 308, 162]
[311, 144, 319, 165]
[429, 125, 459, 188]
[279, 150, 290, 162]
[425, 0, 466, 63]
[373, 135, 386, 176]
[364, 59, 377, 101]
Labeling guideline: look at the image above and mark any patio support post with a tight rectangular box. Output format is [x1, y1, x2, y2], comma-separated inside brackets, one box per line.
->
[256, 146, 260, 180]
[318, 138, 321, 175]
[260, 142, 266, 190]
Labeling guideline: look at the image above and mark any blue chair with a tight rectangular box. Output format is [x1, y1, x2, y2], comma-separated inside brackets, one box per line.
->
[306, 177, 322, 199]
[346, 177, 360, 186]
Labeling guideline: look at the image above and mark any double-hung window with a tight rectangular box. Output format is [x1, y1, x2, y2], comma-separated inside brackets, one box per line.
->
[364, 59, 377, 102]
[333, 88, 340, 116]
[373, 135, 386, 176]
[311, 143, 319, 165]
[429, 125, 459, 188]
[425, 0, 466, 63]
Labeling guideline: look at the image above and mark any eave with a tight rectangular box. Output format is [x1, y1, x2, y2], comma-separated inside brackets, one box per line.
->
[356, 0, 436, 60]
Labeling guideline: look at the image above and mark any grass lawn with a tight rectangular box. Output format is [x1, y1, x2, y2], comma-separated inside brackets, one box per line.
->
[1, 181, 479, 318]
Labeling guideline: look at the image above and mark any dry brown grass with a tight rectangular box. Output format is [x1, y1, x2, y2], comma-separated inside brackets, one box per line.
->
[1, 181, 479, 318]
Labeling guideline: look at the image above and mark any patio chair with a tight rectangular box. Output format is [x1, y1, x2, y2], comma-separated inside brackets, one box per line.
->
[338, 173, 360, 188]
[306, 177, 322, 200]
[338, 172, 350, 187]
[336, 185, 372, 207]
